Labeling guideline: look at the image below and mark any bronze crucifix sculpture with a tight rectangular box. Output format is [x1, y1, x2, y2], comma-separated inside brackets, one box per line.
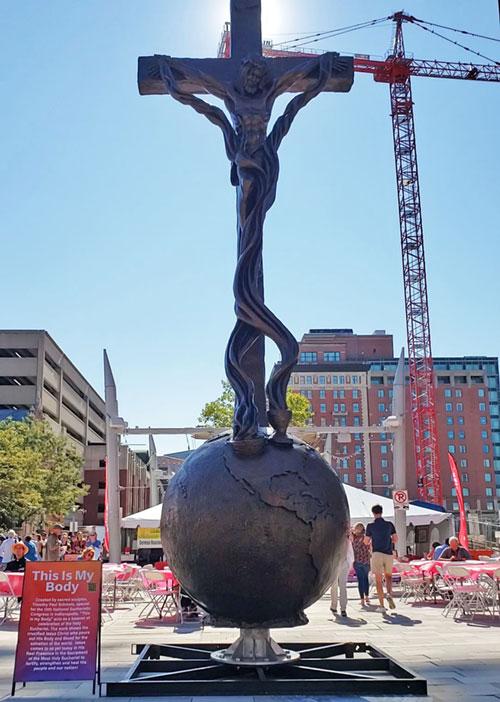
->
[139, 0, 353, 450]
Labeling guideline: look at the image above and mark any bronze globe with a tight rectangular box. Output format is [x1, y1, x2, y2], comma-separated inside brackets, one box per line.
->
[161, 434, 349, 628]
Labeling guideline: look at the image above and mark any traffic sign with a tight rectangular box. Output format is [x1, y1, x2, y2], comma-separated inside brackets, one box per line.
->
[393, 489, 409, 509]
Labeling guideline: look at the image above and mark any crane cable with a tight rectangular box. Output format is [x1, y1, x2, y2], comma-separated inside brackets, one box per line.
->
[411, 20, 500, 66]
[413, 19, 500, 44]
[273, 16, 391, 51]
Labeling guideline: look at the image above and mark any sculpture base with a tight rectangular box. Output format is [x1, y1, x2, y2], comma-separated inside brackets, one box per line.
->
[105, 641, 427, 697]
[209, 628, 299, 666]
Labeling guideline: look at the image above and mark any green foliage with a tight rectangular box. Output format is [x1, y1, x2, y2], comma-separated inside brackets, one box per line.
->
[198, 380, 235, 427]
[285, 388, 312, 427]
[0, 417, 88, 530]
[198, 381, 312, 428]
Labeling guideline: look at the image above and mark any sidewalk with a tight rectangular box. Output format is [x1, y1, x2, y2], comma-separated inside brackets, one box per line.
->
[1, 584, 499, 701]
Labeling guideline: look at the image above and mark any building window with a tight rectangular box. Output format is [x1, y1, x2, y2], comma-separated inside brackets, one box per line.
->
[353, 376, 358, 385]
[453, 502, 459, 510]
[380, 433, 387, 440]
[342, 445, 348, 455]
[320, 417, 326, 426]
[462, 472, 469, 482]
[300, 377, 305, 384]
[458, 431, 465, 439]
[448, 431, 454, 439]
[300, 352, 317, 363]
[483, 444, 489, 453]
[340, 390, 345, 398]
[444, 389, 452, 398]
[460, 459, 467, 468]
[333, 390, 338, 398]
[355, 445, 361, 454]
[456, 403, 463, 411]
[448, 445, 455, 454]
[320, 389, 326, 399]
[389, 389, 393, 398]
[478, 388, 485, 397]
[353, 403, 359, 412]
[343, 459, 348, 468]
[451, 488, 456, 497]
[446, 417, 453, 425]
[333, 376, 338, 384]
[445, 403, 452, 411]
[354, 433, 360, 440]
[381, 445, 388, 454]
[459, 445, 467, 454]
[481, 430, 488, 439]
[383, 488, 390, 497]
[378, 403, 385, 411]
[485, 473, 492, 482]
[324, 352, 340, 361]
[480, 416, 487, 425]
[486, 487, 493, 497]
[487, 502, 494, 510]
[458, 416, 464, 425]
[378, 389, 384, 398]
[340, 404, 346, 412]
[319, 376, 325, 385]
[339, 376, 344, 384]
[479, 402, 486, 411]
[307, 390, 312, 398]
[333, 404, 339, 412]
[341, 417, 346, 426]
[381, 459, 388, 468]
[462, 488, 469, 497]
[97, 503, 105, 513]
[352, 389, 359, 399]
[464, 503, 470, 510]
[484, 459, 491, 468]
[99, 459, 106, 468]
[382, 473, 389, 483]
[455, 389, 462, 398]
[306, 376, 312, 384]
[356, 473, 363, 484]
[343, 474, 349, 483]
[353, 416, 360, 426]
[320, 403, 326, 413]
[355, 459, 362, 468]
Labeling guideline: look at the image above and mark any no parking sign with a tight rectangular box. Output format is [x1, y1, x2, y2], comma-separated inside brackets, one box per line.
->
[393, 489, 409, 509]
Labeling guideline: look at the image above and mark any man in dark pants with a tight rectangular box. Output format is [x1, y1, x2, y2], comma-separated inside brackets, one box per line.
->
[365, 504, 398, 613]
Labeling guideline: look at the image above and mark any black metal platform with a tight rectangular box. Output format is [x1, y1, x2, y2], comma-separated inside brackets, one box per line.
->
[105, 641, 427, 697]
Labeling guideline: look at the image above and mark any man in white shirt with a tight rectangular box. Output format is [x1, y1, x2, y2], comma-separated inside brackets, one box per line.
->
[0, 530, 18, 567]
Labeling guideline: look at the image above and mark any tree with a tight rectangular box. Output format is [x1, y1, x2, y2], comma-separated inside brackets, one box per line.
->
[0, 417, 88, 530]
[198, 381, 312, 427]
[198, 380, 235, 427]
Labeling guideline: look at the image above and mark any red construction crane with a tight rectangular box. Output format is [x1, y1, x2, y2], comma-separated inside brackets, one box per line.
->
[218, 14, 500, 505]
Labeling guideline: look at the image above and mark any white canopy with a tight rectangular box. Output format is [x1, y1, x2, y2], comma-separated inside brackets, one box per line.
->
[122, 484, 450, 529]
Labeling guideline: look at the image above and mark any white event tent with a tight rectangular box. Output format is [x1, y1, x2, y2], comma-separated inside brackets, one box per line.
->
[122, 484, 451, 529]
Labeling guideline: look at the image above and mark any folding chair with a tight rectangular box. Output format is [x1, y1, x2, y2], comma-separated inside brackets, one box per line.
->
[445, 566, 491, 620]
[0, 572, 19, 625]
[139, 570, 182, 622]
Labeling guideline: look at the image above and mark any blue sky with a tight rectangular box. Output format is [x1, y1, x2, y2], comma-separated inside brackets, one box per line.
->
[1, 1, 499, 454]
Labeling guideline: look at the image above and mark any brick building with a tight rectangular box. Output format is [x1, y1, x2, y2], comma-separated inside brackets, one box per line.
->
[83, 444, 150, 526]
[289, 329, 500, 517]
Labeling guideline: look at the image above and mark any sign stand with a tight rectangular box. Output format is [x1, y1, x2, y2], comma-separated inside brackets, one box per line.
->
[11, 561, 102, 697]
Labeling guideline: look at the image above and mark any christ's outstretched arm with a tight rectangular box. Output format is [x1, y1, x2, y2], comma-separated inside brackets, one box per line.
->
[268, 53, 339, 151]
[156, 57, 237, 162]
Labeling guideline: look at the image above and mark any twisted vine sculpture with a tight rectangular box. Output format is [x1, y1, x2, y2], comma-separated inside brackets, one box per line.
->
[156, 52, 344, 448]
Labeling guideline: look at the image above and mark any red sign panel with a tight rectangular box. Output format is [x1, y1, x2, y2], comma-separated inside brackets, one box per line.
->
[13, 561, 101, 685]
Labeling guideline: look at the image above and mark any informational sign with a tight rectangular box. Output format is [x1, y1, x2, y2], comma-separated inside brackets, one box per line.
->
[137, 527, 162, 548]
[13, 561, 101, 690]
[393, 489, 409, 509]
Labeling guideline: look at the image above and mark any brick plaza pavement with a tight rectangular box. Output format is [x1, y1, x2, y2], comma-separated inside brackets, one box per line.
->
[0, 583, 499, 702]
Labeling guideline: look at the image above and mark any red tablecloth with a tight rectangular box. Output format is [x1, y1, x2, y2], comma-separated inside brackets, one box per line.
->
[0, 572, 24, 597]
[411, 559, 500, 579]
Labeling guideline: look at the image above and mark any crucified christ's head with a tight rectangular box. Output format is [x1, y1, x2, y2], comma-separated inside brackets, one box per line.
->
[240, 56, 271, 96]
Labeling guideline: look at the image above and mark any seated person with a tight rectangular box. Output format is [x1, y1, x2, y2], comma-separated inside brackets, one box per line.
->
[426, 541, 441, 560]
[6, 542, 28, 572]
[78, 547, 95, 562]
[433, 539, 449, 560]
[440, 536, 471, 561]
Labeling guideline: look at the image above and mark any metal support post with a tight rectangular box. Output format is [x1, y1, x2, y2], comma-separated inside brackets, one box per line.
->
[392, 348, 407, 556]
[148, 434, 160, 507]
[104, 350, 122, 564]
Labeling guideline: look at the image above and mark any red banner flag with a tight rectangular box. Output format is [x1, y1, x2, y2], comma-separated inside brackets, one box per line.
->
[103, 456, 109, 553]
[448, 452, 469, 550]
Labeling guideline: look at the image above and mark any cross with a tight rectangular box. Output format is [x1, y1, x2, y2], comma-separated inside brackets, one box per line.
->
[138, 1, 353, 96]
[138, 1, 353, 446]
